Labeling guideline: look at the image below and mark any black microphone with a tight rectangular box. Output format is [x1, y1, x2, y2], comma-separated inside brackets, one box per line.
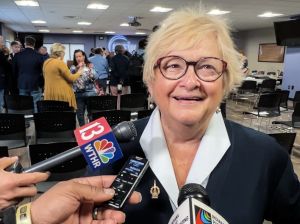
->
[177, 183, 210, 206]
[21, 121, 137, 173]
[168, 183, 228, 224]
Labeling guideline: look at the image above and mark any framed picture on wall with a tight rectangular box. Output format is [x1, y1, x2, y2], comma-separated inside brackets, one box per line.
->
[258, 43, 285, 63]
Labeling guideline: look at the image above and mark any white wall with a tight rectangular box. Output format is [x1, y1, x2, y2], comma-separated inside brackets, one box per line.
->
[237, 27, 283, 73]
[1, 24, 15, 46]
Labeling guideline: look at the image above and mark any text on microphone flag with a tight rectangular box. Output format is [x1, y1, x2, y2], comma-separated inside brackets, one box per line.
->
[74, 117, 123, 171]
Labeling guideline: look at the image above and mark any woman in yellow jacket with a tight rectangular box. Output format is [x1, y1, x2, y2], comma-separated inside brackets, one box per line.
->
[43, 43, 83, 109]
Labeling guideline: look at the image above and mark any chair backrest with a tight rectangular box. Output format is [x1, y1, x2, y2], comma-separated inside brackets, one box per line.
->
[120, 93, 147, 112]
[268, 133, 296, 154]
[292, 102, 300, 128]
[293, 91, 300, 108]
[37, 100, 73, 112]
[0, 114, 26, 148]
[240, 80, 257, 92]
[259, 79, 276, 92]
[4, 95, 34, 115]
[0, 146, 9, 158]
[137, 109, 154, 119]
[34, 112, 76, 143]
[29, 142, 86, 180]
[91, 110, 131, 126]
[257, 93, 281, 116]
[277, 90, 290, 109]
[86, 96, 118, 114]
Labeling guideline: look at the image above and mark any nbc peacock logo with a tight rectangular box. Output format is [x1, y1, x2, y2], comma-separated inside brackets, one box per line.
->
[196, 208, 212, 224]
[94, 139, 116, 163]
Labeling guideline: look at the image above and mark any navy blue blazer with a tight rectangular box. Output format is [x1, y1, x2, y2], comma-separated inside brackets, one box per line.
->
[89, 118, 300, 224]
[0, 50, 10, 89]
[12, 48, 44, 90]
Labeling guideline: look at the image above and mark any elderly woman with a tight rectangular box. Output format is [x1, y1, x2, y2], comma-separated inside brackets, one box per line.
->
[91, 8, 300, 223]
[43, 43, 83, 109]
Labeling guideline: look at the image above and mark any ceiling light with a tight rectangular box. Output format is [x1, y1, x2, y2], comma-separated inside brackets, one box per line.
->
[135, 32, 146, 35]
[120, 23, 129, 27]
[73, 30, 83, 33]
[39, 29, 49, 32]
[207, 9, 231, 15]
[87, 3, 109, 10]
[258, 12, 284, 18]
[31, 20, 46, 24]
[78, 21, 92, 25]
[15, 0, 39, 6]
[105, 31, 115, 34]
[150, 6, 173, 13]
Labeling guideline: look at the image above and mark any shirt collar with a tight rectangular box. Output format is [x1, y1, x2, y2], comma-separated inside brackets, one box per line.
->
[140, 107, 230, 209]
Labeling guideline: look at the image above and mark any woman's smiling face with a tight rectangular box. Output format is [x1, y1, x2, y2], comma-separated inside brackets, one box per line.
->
[149, 33, 225, 127]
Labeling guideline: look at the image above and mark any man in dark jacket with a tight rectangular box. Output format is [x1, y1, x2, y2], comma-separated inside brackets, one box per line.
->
[0, 35, 10, 112]
[12, 36, 44, 112]
[109, 45, 130, 95]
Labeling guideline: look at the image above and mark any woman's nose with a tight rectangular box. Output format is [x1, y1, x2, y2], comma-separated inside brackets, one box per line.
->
[180, 65, 201, 88]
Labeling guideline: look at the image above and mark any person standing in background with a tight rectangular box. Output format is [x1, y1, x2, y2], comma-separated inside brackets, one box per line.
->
[12, 36, 44, 112]
[72, 49, 97, 126]
[7, 41, 21, 95]
[109, 45, 130, 95]
[89, 48, 109, 95]
[43, 43, 83, 110]
[0, 35, 10, 112]
[39, 46, 49, 61]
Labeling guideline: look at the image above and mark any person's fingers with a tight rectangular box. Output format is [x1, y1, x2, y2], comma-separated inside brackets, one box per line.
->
[127, 191, 142, 204]
[72, 176, 116, 189]
[11, 186, 38, 198]
[0, 157, 18, 169]
[63, 181, 115, 203]
[96, 208, 126, 223]
[92, 219, 118, 224]
[14, 172, 49, 186]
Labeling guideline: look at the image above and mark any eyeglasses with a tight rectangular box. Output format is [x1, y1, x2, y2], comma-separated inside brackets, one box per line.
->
[155, 56, 227, 82]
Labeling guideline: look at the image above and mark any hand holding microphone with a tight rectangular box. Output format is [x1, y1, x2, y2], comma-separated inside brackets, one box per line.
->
[168, 183, 228, 224]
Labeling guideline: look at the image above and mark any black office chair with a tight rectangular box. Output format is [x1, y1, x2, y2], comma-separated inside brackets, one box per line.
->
[0, 114, 27, 149]
[272, 102, 300, 129]
[233, 80, 257, 106]
[0, 146, 9, 158]
[4, 95, 34, 115]
[243, 93, 281, 131]
[29, 142, 86, 181]
[34, 112, 76, 144]
[120, 93, 148, 112]
[259, 79, 276, 93]
[86, 95, 118, 118]
[268, 133, 296, 155]
[91, 110, 131, 126]
[293, 91, 300, 109]
[276, 90, 290, 111]
[37, 100, 73, 112]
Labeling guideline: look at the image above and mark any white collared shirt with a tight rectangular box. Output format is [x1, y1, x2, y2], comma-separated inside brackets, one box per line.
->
[140, 108, 230, 210]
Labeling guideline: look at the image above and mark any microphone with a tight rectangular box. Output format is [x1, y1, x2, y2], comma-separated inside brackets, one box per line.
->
[23, 119, 137, 173]
[168, 183, 228, 224]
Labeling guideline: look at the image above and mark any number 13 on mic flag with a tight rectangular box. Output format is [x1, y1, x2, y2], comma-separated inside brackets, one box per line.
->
[74, 117, 123, 171]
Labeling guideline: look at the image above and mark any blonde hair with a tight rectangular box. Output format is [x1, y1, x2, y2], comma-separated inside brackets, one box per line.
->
[143, 7, 242, 96]
[50, 43, 65, 58]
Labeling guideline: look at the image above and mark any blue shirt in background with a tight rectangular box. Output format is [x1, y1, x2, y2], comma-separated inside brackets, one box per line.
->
[88, 54, 109, 80]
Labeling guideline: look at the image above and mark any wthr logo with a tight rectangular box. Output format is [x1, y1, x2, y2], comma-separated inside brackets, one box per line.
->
[94, 139, 116, 163]
[74, 117, 123, 171]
